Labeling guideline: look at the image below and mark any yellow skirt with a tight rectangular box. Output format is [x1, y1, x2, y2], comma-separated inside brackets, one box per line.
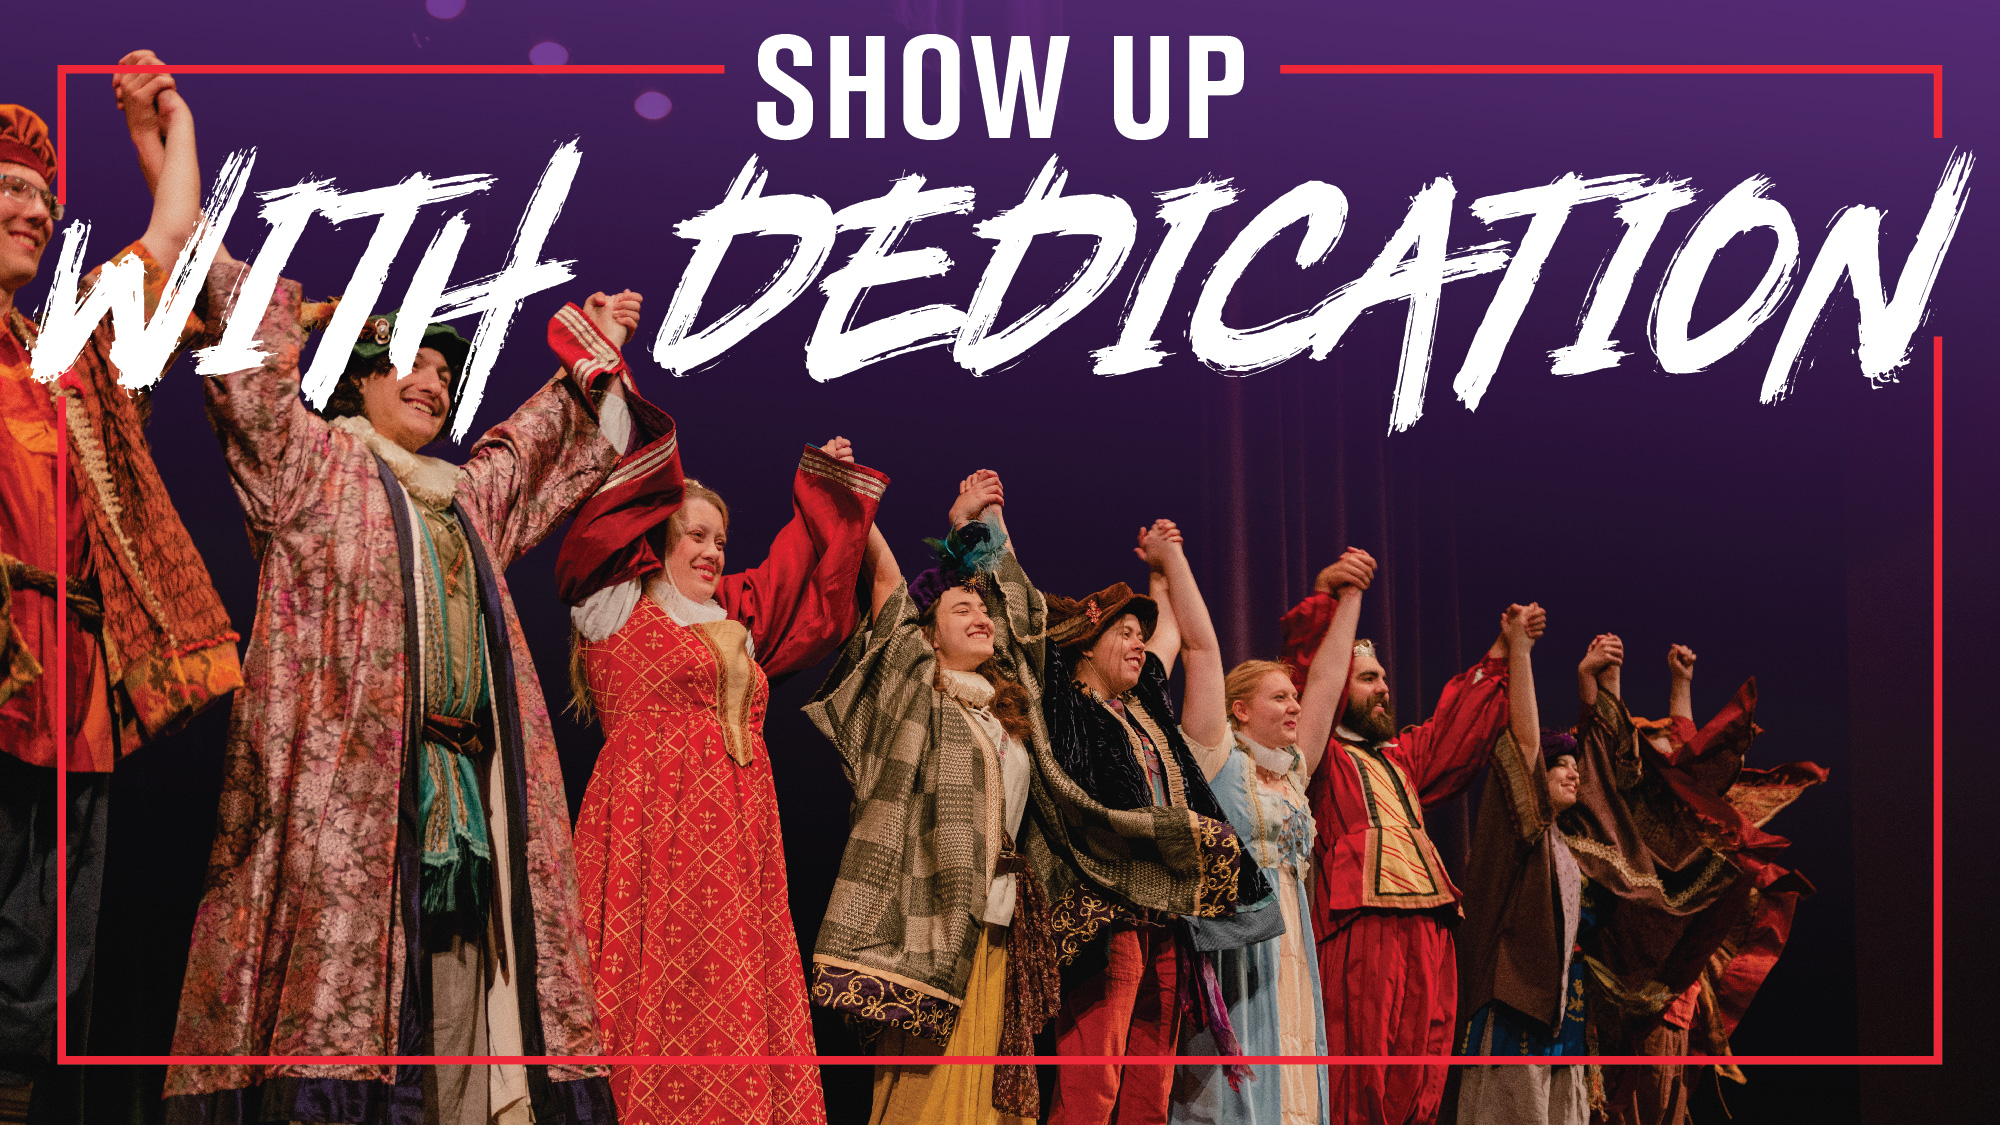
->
[870, 924, 1034, 1125]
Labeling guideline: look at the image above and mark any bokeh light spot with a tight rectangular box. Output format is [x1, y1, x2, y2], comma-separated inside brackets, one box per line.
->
[424, 0, 466, 18]
[529, 41, 569, 66]
[634, 91, 673, 120]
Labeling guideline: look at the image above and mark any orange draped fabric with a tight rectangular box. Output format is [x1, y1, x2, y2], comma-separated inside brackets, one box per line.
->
[0, 316, 112, 770]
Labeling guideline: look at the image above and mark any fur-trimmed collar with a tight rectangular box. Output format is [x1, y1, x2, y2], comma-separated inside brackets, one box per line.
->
[330, 414, 461, 507]
[939, 667, 996, 708]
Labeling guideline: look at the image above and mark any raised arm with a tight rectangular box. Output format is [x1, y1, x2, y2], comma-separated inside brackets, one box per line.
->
[113, 52, 204, 271]
[717, 438, 888, 674]
[1501, 603, 1546, 769]
[950, 469, 1004, 531]
[1395, 609, 1515, 805]
[1145, 568, 1181, 675]
[199, 259, 338, 540]
[1142, 520, 1227, 748]
[1296, 549, 1374, 777]
[1137, 521, 1183, 673]
[1577, 633, 1623, 708]
[460, 291, 640, 564]
[860, 527, 901, 619]
[1666, 644, 1696, 720]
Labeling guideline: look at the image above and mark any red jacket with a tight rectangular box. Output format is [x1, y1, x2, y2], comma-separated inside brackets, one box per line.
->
[1279, 592, 1509, 918]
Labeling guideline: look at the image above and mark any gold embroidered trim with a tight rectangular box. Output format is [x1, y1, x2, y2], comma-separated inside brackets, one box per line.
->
[53, 382, 177, 657]
[692, 616, 755, 765]
[1564, 835, 1733, 910]
[809, 954, 964, 1006]
[798, 445, 887, 499]
[601, 431, 677, 491]
[1490, 730, 1552, 844]
[553, 305, 623, 383]
[1113, 695, 1189, 809]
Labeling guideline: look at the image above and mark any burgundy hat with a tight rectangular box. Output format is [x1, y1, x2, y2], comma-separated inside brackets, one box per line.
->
[1045, 583, 1158, 650]
[0, 105, 56, 186]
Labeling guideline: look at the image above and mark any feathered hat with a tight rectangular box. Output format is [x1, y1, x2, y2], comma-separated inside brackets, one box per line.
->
[908, 511, 1009, 613]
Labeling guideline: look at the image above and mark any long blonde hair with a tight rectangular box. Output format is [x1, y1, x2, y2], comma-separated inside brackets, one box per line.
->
[1224, 659, 1296, 729]
[568, 479, 732, 726]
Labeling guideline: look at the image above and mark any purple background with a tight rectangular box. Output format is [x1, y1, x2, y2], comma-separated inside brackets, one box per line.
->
[12, 1, 1995, 1121]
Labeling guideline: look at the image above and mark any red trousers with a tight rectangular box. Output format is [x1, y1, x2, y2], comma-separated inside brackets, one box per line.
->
[1320, 909, 1457, 1125]
[1048, 924, 1182, 1125]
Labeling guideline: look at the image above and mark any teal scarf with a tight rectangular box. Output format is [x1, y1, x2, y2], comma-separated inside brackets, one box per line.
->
[414, 507, 493, 923]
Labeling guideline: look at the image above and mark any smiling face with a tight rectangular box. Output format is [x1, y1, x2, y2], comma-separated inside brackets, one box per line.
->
[357, 346, 453, 453]
[926, 586, 995, 672]
[665, 496, 727, 604]
[1232, 669, 1302, 750]
[1343, 648, 1398, 743]
[0, 161, 53, 296]
[1077, 613, 1149, 697]
[1547, 753, 1581, 813]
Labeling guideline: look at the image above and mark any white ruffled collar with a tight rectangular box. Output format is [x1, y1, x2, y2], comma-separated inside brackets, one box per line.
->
[330, 414, 461, 508]
[1237, 731, 1301, 776]
[644, 574, 754, 661]
[647, 573, 728, 627]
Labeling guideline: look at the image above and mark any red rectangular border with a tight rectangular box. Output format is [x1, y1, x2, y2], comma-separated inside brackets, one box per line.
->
[47, 61, 1943, 1067]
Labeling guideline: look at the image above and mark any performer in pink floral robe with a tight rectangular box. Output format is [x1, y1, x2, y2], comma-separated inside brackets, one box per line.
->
[166, 263, 639, 1125]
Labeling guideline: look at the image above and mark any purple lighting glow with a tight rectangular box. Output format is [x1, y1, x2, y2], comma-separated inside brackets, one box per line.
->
[634, 91, 673, 120]
[424, 0, 466, 18]
[528, 41, 569, 66]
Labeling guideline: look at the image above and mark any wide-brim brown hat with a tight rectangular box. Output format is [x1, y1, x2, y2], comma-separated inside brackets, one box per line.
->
[1046, 582, 1158, 650]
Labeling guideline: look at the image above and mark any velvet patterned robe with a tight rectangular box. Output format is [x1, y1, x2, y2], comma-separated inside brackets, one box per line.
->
[166, 266, 615, 1123]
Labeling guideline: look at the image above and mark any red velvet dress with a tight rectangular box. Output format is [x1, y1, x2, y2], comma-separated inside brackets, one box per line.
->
[571, 448, 885, 1125]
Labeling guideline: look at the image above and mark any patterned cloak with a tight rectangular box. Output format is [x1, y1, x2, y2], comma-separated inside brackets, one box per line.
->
[165, 263, 616, 1124]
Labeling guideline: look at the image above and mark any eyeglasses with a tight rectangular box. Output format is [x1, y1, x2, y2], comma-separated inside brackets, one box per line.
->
[0, 174, 62, 223]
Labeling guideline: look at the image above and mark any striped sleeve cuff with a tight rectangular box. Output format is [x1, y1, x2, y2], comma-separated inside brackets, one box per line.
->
[798, 443, 888, 501]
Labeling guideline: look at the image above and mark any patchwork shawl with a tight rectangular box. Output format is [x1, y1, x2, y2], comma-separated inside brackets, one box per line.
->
[802, 550, 1043, 1044]
[805, 550, 1249, 1041]
[165, 263, 615, 1121]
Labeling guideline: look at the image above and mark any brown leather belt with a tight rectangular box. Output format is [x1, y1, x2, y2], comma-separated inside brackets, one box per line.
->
[421, 711, 486, 757]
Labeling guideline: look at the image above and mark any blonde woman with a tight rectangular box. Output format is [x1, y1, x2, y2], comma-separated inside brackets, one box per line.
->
[556, 421, 887, 1125]
[1166, 543, 1376, 1125]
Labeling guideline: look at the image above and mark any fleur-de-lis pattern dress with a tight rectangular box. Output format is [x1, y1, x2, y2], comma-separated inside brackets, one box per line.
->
[570, 447, 886, 1125]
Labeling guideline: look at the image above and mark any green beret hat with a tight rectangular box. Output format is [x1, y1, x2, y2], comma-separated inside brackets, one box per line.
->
[350, 311, 472, 381]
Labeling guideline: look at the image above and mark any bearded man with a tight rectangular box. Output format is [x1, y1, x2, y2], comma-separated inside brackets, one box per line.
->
[1, 55, 240, 1121]
[1279, 570, 1533, 1125]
